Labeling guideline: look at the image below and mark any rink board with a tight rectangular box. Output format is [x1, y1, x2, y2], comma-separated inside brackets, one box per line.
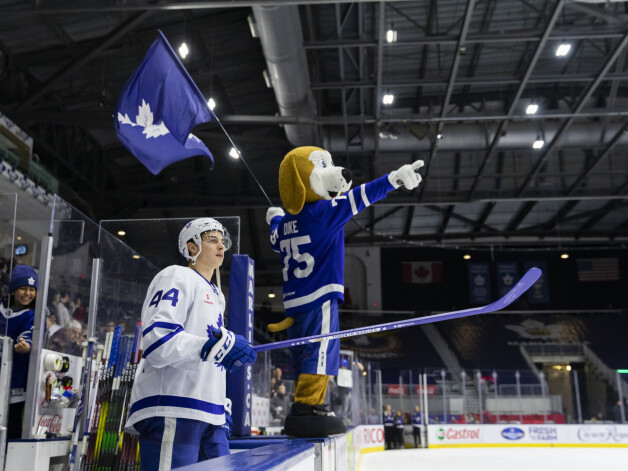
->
[178, 425, 384, 471]
[427, 424, 628, 447]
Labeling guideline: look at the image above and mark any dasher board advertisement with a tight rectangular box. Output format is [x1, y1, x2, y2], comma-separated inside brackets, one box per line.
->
[428, 424, 628, 447]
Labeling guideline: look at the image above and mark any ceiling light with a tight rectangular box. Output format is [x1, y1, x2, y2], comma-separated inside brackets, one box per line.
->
[178, 42, 189, 59]
[382, 94, 394, 105]
[436, 133, 443, 139]
[16, 236, 22, 240]
[117, 230, 126, 236]
[132, 254, 140, 259]
[463, 254, 471, 260]
[207, 98, 216, 110]
[386, 29, 397, 43]
[566, 365, 572, 371]
[247, 15, 259, 38]
[268, 291, 276, 299]
[555, 43, 571, 57]
[532, 139, 545, 149]
[229, 147, 240, 159]
[526, 104, 539, 115]
[561, 253, 569, 259]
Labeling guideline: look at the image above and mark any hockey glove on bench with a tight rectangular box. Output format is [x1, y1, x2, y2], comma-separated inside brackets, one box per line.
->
[201, 326, 257, 371]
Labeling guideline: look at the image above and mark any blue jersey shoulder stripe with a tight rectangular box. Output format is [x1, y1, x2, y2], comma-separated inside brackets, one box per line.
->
[142, 321, 183, 337]
[142, 327, 183, 358]
[129, 394, 225, 417]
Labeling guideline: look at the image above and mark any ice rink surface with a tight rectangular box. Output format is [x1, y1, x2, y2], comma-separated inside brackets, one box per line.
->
[360, 447, 628, 471]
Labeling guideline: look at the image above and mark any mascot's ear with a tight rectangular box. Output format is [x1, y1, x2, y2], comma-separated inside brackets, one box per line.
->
[279, 152, 306, 215]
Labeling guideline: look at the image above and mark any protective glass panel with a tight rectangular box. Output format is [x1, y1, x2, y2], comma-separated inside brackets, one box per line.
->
[97, 217, 240, 343]
[0, 193, 17, 337]
[44, 198, 99, 356]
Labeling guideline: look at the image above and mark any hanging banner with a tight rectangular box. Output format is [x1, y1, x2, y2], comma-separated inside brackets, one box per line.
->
[226, 254, 255, 436]
[468, 263, 491, 304]
[524, 261, 549, 304]
[496, 262, 519, 297]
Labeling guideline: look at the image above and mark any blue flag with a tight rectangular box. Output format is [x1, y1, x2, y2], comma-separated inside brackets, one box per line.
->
[114, 31, 214, 175]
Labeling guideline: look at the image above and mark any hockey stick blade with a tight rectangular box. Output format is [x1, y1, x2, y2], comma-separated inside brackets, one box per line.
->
[253, 267, 541, 352]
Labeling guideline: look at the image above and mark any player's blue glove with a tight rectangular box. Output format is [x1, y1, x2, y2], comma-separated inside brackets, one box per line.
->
[220, 398, 233, 438]
[200, 326, 257, 372]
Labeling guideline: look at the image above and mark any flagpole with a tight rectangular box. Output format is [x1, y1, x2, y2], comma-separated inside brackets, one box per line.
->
[211, 115, 274, 207]
[158, 30, 274, 207]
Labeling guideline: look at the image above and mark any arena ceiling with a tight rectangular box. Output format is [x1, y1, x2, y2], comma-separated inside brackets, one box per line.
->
[1, 0, 628, 283]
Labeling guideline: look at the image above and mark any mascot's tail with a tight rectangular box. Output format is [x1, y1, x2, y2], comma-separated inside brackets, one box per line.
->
[267, 317, 295, 332]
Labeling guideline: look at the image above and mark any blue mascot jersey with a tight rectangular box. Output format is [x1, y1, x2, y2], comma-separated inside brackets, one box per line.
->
[270, 175, 395, 315]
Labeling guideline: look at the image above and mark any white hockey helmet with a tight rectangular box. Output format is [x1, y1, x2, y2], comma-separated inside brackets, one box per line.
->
[178, 217, 232, 264]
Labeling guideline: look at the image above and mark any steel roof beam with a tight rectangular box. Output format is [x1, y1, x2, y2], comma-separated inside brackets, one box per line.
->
[418, 0, 475, 201]
[515, 31, 628, 198]
[17, 10, 152, 109]
[466, 0, 564, 201]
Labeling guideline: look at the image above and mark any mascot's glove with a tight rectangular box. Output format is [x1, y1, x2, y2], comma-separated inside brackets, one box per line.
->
[266, 207, 285, 225]
[200, 326, 257, 372]
[388, 160, 424, 190]
[220, 398, 233, 438]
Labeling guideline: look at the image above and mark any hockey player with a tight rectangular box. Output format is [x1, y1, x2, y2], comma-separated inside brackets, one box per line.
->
[125, 218, 257, 471]
[383, 404, 395, 449]
[266, 146, 423, 437]
[412, 405, 422, 447]
[0, 264, 38, 439]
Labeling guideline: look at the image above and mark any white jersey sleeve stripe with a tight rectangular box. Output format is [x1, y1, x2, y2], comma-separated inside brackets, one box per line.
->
[283, 283, 344, 309]
[317, 300, 331, 374]
[348, 189, 358, 215]
[159, 417, 176, 471]
[360, 184, 370, 207]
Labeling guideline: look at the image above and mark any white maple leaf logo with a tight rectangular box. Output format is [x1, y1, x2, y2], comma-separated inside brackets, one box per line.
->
[117, 99, 170, 139]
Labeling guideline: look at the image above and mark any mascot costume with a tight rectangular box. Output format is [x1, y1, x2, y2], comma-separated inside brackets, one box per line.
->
[266, 146, 423, 437]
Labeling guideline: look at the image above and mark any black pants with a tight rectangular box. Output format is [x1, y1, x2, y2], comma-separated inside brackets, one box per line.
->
[384, 426, 395, 449]
[395, 427, 404, 448]
[7, 402, 24, 439]
[413, 427, 421, 447]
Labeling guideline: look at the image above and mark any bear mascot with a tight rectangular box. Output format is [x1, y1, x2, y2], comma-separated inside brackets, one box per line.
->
[266, 146, 423, 437]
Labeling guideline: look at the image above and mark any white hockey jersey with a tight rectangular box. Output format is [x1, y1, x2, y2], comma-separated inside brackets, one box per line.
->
[126, 265, 227, 431]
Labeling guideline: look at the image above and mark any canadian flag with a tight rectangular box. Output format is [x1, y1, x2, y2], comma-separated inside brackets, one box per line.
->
[401, 261, 443, 284]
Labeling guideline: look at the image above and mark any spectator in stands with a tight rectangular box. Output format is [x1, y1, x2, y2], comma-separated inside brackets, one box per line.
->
[72, 294, 85, 322]
[272, 367, 283, 384]
[336, 358, 352, 420]
[56, 290, 71, 327]
[412, 405, 422, 447]
[613, 400, 624, 424]
[271, 382, 291, 424]
[368, 408, 379, 425]
[1, 265, 38, 439]
[48, 319, 83, 356]
[394, 410, 405, 449]
[46, 312, 61, 340]
[383, 404, 394, 449]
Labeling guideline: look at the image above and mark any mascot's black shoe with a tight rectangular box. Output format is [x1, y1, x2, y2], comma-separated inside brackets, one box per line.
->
[284, 402, 347, 438]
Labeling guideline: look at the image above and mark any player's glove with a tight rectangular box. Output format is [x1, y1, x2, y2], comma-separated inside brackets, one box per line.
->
[200, 326, 257, 372]
[220, 398, 233, 438]
[388, 160, 424, 190]
[266, 207, 285, 225]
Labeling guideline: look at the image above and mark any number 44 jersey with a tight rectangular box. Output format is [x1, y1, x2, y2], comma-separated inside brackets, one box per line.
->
[126, 265, 228, 432]
[269, 175, 395, 316]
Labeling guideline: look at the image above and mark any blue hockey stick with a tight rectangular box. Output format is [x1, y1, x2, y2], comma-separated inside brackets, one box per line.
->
[253, 267, 541, 352]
